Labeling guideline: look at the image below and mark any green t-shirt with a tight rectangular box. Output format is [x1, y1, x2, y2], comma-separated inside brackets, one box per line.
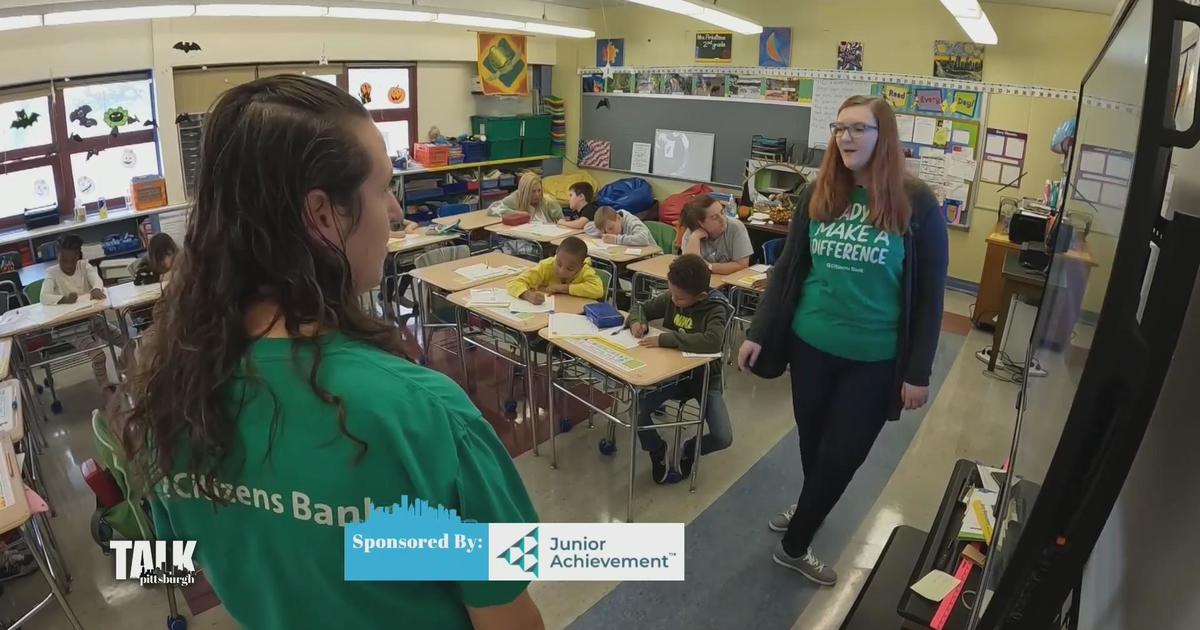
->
[792, 187, 905, 362]
[151, 333, 537, 630]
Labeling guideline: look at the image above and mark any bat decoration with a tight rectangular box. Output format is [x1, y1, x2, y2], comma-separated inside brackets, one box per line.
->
[10, 109, 39, 129]
[127, 115, 140, 124]
[173, 41, 202, 53]
[69, 133, 84, 142]
[110, 126, 119, 138]
[69, 104, 98, 128]
[596, 98, 610, 110]
[86, 149, 102, 161]
[175, 114, 189, 124]
[143, 119, 157, 128]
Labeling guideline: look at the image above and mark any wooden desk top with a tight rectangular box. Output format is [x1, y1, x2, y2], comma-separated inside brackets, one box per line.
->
[409, 252, 534, 293]
[986, 228, 1097, 267]
[0, 440, 29, 535]
[0, 339, 10, 379]
[627, 254, 731, 289]
[0, 380, 22, 443]
[724, 266, 770, 291]
[538, 327, 714, 388]
[433, 210, 501, 231]
[549, 236, 662, 263]
[485, 223, 582, 244]
[743, 220, 790, 236]
[0, 298, 107, 339]
[387, 232, 459, 254]
[447, 278, 595, 334]
[107, 281, 164, 311]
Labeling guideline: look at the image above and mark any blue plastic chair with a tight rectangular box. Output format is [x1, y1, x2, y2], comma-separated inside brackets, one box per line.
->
[762, 238, 785, 265]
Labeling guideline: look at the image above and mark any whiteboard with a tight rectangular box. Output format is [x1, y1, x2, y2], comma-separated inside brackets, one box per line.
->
[652, 129, 716, 181]
[808, 79, 873, 149]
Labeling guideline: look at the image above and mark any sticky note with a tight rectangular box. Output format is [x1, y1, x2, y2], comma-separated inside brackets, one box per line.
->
[911, 569, 962, 601]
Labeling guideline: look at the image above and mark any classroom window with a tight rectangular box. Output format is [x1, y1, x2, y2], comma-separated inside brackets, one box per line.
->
[376, 120, 412, 157]
[0, 164, 58, 218]
[345, 66, 417, 156]
[0, 95, 53, 153]
[69, 141, 159, 201]
[62, 79, 155, 139]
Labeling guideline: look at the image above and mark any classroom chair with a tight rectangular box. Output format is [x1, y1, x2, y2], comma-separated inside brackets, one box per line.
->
[36, 242, 58, 263]
[762, 238, 785, 265]
[491, 236, 543, 263]
[21, 279, 105, 414]
[0, 279, 20, 313]
[595, 267, 614, 305]
[644, 221, 678, 255]
[411, 245, 470, 357]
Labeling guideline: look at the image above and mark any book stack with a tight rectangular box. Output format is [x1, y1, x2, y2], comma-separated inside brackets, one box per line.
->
[543, 95, 567, 158]
[751, 135, 789, 162]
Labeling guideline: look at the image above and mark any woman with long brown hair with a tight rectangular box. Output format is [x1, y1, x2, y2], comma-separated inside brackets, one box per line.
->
[120, 75, 543, 629]
[738, 95, 948, 585]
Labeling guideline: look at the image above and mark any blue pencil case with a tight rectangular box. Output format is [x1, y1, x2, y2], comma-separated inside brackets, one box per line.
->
[584, 302, 624, 330]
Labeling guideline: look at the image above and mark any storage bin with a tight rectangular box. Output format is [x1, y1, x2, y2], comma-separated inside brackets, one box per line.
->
[522, 138, 552, 157]
[471, 116, 522, 141]
[439, 181, 469, 196]
[405, 188, 443, 203]
[489, 139, 522, 160]
[460, 140, 488, 163]
[413, 143, 450, 166]
[520, 115, 552, 139]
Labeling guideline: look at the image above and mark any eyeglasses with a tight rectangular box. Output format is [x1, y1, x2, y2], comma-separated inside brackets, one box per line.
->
[829, 123, 879, 139]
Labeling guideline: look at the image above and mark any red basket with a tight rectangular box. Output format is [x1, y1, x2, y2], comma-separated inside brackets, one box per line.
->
[414, 143, 450, 166]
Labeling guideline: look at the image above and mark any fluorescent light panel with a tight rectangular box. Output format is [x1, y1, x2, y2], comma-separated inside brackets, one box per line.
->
[43, 4, 195, 25]
[522, 21, 594, 38]
[195, 4, 327, 16]
[326, 6, 432, 21]
[0, 14, 42, 31]
[956, 14, 997, 45]
[626, 0, 761, 36]
[434, 13, 524, 30]
[940, 0, 983, 19]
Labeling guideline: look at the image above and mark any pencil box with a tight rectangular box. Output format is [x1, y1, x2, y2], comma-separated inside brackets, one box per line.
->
[584, 302, 624, 330]
[502, 211, 530, 226]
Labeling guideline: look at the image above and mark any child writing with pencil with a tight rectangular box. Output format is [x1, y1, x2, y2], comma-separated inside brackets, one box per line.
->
[584, 206, 655, 247]
[628, 254, 733, 484]
[506, 236, 604, 305]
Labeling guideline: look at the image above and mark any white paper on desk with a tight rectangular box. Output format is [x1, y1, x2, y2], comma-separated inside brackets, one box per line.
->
[548, 313, 600, 338]
[912, 117, 937, 145]
[603, 329, 643, 350]
[624, 248, 643, 255]
[509, 295, 555, 313]
[467, 288, 511, 306]
[911, 570, 961, 602]
[977, 464, 1003, 493]
[681, 351, 723, 358]
[524, 224, 572, 238]
[457, 264, 516, 281]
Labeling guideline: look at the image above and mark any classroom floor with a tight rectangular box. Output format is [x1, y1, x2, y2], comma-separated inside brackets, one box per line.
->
[0, 288, 1074, 630]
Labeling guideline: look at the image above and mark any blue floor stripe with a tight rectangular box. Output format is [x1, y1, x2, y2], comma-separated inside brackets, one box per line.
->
[566, 334, 966, 630]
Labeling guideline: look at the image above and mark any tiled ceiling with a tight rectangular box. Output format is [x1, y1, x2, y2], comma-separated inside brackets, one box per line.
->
[543, 0, 1119, 14]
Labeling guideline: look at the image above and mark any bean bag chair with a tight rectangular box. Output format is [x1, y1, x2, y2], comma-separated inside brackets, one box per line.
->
[596, 177, 654, 215]
[659, 183, 713, 228]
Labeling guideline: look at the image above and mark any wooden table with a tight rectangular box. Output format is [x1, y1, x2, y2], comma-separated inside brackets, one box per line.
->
[408, 253, 534, 360]
[387, 232, 459, 254]
[0, 298, 109, 339]
[539, 326, 714, 521]
[447, 278, 597, 459]
[433, 210, 502, 231]
[989, 254, 1048, 371]
[549, 236, 662, 264]
[485, 223, 582, 244]
[743, 220, 789, 236]
[974, 225, 1096, 331]
[627, 254, 731, 303]
[17, 261, 55, 288]
[723, 266, 769, 291]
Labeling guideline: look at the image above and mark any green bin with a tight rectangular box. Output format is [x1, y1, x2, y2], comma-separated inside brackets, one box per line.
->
[489, 139, 523, 160]
[522, 138, 552, 157]
[520, 115, 552, 139]
[471, 116, 522, 141]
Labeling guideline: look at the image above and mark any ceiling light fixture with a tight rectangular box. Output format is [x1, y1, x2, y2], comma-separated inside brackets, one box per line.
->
[44, 4, 196, 25]
[939, 0, 983, 19]
[0, 14, 42, 31]
[434, 13, 524, 30]
[194, 4, 328, 17]
[626, 0, 761, 35]
[955, 13, 998, 45]
[326, 6, 433, 21]
[522, 22, 595, 38]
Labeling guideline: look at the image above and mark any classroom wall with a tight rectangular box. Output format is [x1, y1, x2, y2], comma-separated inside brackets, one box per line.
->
[554, 1, 1112, 303]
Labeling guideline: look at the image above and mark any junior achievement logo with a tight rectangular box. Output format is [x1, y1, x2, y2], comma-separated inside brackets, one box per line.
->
[497, 528, 539, 577]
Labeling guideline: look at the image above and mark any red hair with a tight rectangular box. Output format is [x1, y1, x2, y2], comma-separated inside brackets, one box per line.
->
[809, 95, 912, 234]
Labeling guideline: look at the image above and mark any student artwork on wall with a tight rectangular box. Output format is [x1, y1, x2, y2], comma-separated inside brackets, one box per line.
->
[582, 74, 606, 93]
[477, 32, 529, 96]
[695, 32, 734, 63]
[980, 128, 1028, 187]
[693, 73, 728, 97]
[610, 72, 634, 93]
[727, 74, 764, 99]
[578, 139, 612, 168]
[838, 41, 864, 71]
[759, 27, 791, 67]
[596, 39, 625, 67]
[933, 40, 985, 82]
[660, 73, 694, 95]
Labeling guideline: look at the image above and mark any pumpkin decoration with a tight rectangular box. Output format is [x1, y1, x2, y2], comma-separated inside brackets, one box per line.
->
[387, 86, 406, 105]
[769, 205, 792, 225]
[737, 205, 752, 220]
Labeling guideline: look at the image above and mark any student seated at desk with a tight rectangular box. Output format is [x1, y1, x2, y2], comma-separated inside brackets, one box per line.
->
[493, 173, 563, 224]
[558, 181, 598, 230]
[628, 254, 732, 484]
[43, 234, 128, 393]
[585, 206, 654, 247]
[131, 233, 178, 285]
[681, 194, 753, 274]
[506, 236, 604, 304]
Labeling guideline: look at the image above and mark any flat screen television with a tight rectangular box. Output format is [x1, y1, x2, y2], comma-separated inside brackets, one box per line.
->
[971, 0, 1200, 627]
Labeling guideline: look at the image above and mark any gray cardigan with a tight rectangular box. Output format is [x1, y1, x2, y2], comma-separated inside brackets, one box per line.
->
[747, 180, 949, 420]
[584, 209, 654, 247]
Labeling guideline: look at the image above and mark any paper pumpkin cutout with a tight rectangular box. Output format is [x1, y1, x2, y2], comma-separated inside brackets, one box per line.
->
[388, 86, 406, 105]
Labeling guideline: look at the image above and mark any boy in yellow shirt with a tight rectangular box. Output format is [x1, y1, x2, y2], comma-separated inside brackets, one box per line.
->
[507, 236, 605, 304]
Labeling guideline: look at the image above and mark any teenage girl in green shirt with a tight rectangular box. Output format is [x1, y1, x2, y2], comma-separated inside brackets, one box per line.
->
[120, 75, 544, 630]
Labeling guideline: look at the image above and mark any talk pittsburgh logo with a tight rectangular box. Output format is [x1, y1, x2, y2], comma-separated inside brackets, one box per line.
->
[345, 497, 684, 582]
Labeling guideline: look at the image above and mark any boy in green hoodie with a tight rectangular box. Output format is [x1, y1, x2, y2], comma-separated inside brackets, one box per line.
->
[628, 254, 733, 484]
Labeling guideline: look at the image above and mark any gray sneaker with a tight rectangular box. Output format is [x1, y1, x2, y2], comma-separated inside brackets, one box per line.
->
[768, 504, 796, 532]
[772, 542, 837, 586]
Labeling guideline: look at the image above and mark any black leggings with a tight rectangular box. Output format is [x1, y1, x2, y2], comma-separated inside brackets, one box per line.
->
[782, 335, 896, 557]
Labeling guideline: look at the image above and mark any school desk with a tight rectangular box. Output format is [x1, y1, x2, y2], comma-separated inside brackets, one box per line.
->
[539, 327, 715, 522]
[723, 266, 770, 357]
[407, 252, 534, 362]
[549, 236, 663, 303]
[433, 209, 502, 231]
[387, 232, 459, 254]
[626, 254, 732, 303]
[447, 278, 596, 459]
[0, 438, 82, 629]
[106, 280, 165, 349]
[484, 223, 582, 255]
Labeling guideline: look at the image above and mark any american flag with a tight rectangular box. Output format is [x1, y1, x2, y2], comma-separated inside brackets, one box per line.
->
[578, 139, 611, 168]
